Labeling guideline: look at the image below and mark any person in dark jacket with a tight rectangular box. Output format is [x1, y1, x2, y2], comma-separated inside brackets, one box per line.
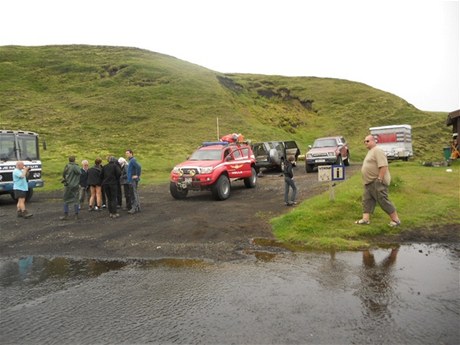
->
[60, 156, 82, 220]
[283, 155, 297, 206]
[87, 158, 103, 211]
[101, 156, 122, 218]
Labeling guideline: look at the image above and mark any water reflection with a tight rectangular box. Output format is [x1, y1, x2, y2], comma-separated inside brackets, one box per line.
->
[0, 256, 128, 287]
[0, 256, 213, 288]
[358, 247, 399, 317]
[0, 244, 458, 345]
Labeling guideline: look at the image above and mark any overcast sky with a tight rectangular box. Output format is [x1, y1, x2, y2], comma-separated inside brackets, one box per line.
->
[1, 0, 458, 112]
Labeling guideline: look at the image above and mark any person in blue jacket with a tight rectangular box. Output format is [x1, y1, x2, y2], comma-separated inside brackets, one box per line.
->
[125, 149, 142, 214]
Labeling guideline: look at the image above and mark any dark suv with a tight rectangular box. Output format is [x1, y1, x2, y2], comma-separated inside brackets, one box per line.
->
[305, 136, 350, 173]
[251, 141, 300, 172]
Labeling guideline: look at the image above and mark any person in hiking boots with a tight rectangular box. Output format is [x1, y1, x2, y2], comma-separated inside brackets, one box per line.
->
[60, 156, 81, 220]
[283, 155, 297, 206]
[13, 161, 33, 218]
[355, 135, 401, 227]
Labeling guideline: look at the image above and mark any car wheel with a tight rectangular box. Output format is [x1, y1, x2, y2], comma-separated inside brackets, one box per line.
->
[306, 163, 314, 173]
[343, 151, 350, 166]
[170, 182, 188, 199]
[244, 167, 257, 188]
[212, 175, 231, 200]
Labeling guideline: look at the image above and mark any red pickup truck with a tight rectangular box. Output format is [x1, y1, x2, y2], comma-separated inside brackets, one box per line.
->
[169, 141, 257, 200]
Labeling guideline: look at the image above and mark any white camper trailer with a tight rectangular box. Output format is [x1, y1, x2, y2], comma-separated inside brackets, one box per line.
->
[369, 124, 413, 161]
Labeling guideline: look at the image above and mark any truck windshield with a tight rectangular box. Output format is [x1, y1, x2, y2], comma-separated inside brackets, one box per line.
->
[17, 134, 39, 160]
[0, 134, 16, 161]
[0, 133, 39, 161]
[313, 139, 337, 148]
[189, 149, 222, 161]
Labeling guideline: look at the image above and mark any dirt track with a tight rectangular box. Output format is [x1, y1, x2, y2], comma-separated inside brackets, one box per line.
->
[0, 164, 458, 261]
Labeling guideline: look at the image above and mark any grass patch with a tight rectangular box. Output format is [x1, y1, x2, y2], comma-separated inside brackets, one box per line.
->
[271, 161, 460, 250]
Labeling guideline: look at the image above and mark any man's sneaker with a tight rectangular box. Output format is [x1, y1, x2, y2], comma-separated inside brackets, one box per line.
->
[22, 210, 33, 219]
[59, 214, 69, 221]
[17, 210, 23, 218]
[389, 220, 401, 227]
[128, 208, 137, 214]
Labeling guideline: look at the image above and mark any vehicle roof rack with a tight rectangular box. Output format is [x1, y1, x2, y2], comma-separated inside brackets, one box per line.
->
[201, 141, 229, 147]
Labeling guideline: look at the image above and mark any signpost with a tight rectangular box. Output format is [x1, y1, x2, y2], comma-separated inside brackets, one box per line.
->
[318, 165, 345, 201]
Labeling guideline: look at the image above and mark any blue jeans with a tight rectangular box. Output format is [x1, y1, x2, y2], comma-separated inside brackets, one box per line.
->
[130, 180, 140, 211]
[284, 177, 297, 204]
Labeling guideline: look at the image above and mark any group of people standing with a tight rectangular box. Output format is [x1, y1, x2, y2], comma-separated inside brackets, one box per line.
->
[60, 149, 141, 220]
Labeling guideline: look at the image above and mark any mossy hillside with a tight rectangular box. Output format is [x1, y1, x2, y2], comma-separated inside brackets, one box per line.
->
[0, 45, 451, 189]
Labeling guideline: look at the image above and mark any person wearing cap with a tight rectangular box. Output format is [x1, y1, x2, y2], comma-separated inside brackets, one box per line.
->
[60, 156, 82, 220]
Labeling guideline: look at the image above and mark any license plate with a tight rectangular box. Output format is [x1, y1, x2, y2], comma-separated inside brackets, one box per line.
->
[315, 159, 326, 163]
[184, 177, 192, 184]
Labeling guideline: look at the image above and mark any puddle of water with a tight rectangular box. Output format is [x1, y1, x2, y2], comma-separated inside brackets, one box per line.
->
[0, 256, 210, 287]
[0, 243, 458, 345]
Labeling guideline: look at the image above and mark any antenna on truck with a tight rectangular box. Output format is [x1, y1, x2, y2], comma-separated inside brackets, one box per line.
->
[216, 117, 220, 141]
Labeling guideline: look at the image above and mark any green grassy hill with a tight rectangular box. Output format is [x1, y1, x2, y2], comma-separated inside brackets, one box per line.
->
[0, 45, 451, 189]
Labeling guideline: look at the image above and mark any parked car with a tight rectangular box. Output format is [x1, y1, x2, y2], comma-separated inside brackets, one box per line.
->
[305, 136, 350, 173]
[251, 141, 300, 172]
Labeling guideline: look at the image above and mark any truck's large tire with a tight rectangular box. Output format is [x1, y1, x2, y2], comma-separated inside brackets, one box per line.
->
[170, 182, 188, 199]
[306, 163, 314, 173]
[212, 175, 230, 200]
[343, 152, 350, 166]
[244, 167, 257, 188]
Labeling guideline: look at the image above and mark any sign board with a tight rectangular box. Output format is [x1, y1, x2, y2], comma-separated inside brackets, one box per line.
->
[332, 165, 345, 181]
[318, 166, 332, 181]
